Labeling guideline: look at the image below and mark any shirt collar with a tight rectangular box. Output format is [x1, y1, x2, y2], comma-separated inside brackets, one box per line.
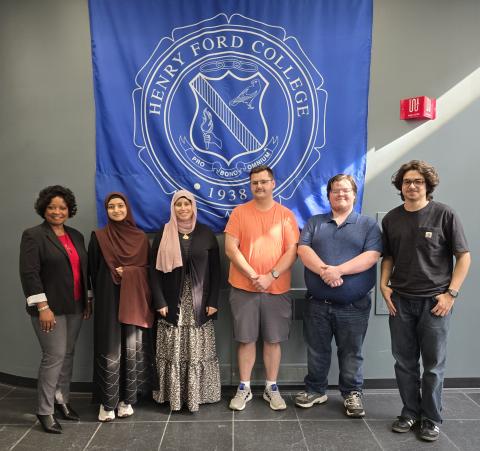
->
[327, 210, 359, 225]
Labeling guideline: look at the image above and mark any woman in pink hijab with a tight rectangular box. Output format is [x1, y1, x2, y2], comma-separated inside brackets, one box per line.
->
[151, 190, 221, 412]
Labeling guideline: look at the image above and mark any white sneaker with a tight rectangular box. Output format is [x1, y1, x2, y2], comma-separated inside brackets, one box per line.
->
[229, 383, 253, 411]
[98, 404, 115, 422]
[263, 384, 287, 410]
[117, 401, 134, 418]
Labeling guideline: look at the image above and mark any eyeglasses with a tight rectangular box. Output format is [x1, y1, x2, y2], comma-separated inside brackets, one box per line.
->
[251, 179, 272, 186]
[331, 188, 353, 195]
[402, 179, 425, 187]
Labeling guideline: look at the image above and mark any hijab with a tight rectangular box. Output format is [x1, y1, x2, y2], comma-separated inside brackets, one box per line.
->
[156, 190, 197, 273]
[95, 192, 153, 327]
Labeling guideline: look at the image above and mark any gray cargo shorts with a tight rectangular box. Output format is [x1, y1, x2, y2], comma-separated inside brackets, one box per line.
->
[229, 287, 292, 343]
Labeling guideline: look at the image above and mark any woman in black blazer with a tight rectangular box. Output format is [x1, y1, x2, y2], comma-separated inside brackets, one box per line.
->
[19, 185, 92, 434]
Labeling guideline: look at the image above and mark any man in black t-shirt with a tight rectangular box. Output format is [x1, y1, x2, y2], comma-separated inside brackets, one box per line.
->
[380, 160, 470, 442]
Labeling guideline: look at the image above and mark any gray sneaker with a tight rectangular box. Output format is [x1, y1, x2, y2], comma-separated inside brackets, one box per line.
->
[263, 384, 287, 410]
[344, 391, 365, 417]
[229, 384, 252, 411]
[295, 391, 328, 408]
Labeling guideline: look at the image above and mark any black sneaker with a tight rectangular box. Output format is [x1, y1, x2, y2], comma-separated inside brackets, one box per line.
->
[420, 419, 440, 442]
[392, 416, 417, 433]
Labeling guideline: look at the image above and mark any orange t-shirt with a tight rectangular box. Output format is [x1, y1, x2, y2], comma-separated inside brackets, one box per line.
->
[224, 201, 299, 294]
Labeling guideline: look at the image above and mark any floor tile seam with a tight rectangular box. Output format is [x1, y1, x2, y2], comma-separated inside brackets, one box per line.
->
[439, 429, 462, 451]
[299, 418, 381, 422]
[0, 422, 38, 426]
[3, 395, 89, 399]
[443, 418, 480, 421]
[8, 421, 36, 451]
[462, 392, 480, 408]
[157, 410, 171, 451]
[362, 388, 480, 394]
[159, 418, 232, 423]
[293, 401, 310, 451]
[234, 418, 338, 422]
[96, 419, 171, 424]
[82, 422, 102, 451]
[0, 419, 361, 426]
[445, 388, 480, 392]
[154, 418, 248, 423]
[231, 409, 234, 451]
[359, 392, 401, 395]
[0, 387, 15, 401]
[364, 418, 480, 422]
[0, 396, 37, 399]
[362, 418, 386, 451]
[17, 417, 480, 425]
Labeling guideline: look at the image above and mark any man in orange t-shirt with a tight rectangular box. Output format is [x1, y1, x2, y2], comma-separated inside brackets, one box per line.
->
[225, 165, 299, 411]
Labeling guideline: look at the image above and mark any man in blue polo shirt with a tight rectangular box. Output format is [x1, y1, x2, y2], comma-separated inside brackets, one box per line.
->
[295, 174, 382, 417]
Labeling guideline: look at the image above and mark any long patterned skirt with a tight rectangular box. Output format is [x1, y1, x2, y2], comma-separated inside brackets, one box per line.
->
[153, 277, 221, 412]
[94, 324, 154, 410]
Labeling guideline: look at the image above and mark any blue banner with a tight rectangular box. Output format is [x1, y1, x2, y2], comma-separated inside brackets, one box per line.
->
[89, 0, 372, 232]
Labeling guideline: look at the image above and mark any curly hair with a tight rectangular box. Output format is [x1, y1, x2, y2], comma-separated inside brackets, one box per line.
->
[34, 185, 77, 218]
[391, 160, 439, 201]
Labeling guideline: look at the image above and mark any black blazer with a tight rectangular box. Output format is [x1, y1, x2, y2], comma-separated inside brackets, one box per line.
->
[150, 222, 220, 327]
[19, 221, 89, 316]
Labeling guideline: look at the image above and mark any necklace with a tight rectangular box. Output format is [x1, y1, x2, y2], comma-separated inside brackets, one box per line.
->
[182, 233, 190, 240]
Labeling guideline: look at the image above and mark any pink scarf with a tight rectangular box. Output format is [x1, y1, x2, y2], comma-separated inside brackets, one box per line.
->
[156, 190, 197, 273]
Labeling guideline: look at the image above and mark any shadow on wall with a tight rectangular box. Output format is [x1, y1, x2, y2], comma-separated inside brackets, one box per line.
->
[366, 66, 480, 183]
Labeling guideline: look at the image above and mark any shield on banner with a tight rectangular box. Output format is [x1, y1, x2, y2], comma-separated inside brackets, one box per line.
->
[188, 71, 269, 165]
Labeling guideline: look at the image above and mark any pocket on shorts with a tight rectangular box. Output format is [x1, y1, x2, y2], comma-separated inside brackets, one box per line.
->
[278, 293, 293, 319]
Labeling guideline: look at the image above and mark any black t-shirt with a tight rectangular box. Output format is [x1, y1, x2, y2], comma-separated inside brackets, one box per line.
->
[382, 201, 469, 297]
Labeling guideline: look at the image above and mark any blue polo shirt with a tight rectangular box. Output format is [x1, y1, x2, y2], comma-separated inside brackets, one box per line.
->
[299, 211, 382, 304]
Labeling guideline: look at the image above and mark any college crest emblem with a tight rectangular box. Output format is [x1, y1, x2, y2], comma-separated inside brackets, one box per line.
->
[133, 13, 327, 217]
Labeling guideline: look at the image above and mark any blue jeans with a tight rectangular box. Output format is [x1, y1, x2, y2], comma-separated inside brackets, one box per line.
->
[389, 292, 451, 424]
[303, 294, 371, 396]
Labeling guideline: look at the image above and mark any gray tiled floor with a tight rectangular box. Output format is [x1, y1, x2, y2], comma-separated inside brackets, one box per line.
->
[2, 384, 480, 450]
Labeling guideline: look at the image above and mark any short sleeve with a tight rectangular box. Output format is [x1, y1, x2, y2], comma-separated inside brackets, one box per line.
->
[364, 219, 383, 253]
[224, 206, 241, 239]
[299, 216, 316, 247]
[283, 209, 300, 247]
[449, 211, 469, 253]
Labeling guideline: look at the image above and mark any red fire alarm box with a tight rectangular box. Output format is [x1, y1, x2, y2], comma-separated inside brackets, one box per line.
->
[400, 96, 436, 120]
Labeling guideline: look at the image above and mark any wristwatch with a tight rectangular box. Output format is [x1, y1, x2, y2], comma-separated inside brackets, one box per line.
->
[271, 269, 280, 279]
[447, 288, 459, 298]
